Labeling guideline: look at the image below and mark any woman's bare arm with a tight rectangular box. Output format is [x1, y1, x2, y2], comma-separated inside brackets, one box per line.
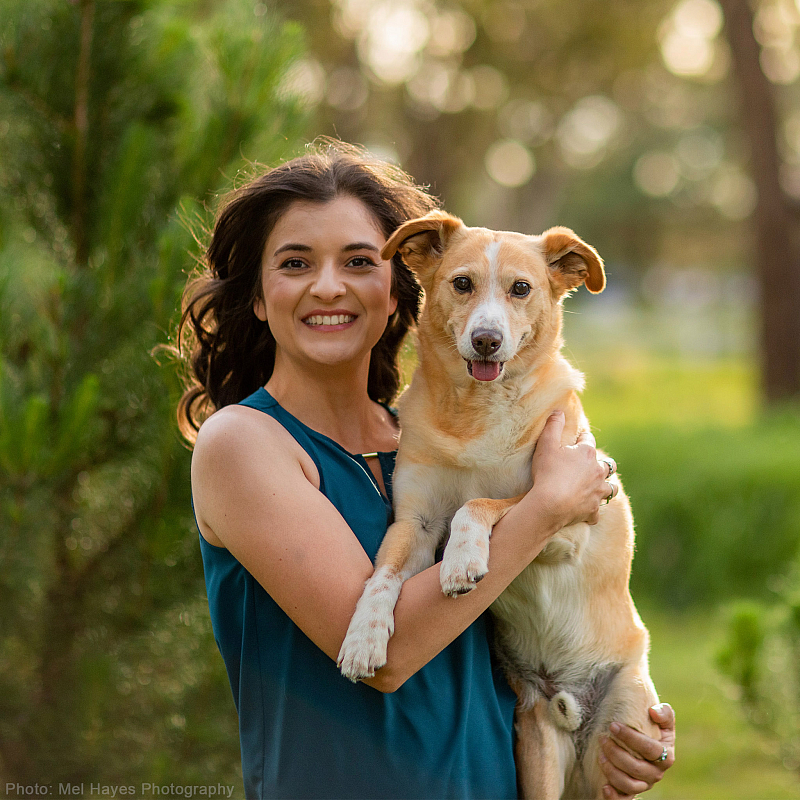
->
[192, 407, 608, 693]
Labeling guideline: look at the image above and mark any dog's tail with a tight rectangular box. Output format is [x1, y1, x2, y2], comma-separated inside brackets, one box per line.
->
[548, 691, 582, 731]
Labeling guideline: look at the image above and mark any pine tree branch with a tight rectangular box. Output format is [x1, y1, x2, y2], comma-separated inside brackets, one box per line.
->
[72, 0, 95, 267]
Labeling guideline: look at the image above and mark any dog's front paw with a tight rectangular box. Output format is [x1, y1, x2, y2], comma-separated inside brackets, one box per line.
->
[440, 509, 489, 597]
[337, 621, 391, 682]
[338, 570, 401, 682]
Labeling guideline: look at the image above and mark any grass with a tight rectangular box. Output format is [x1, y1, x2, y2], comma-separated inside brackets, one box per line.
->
[643, 607, 800, 799]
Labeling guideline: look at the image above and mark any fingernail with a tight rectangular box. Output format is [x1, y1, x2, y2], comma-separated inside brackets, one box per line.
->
[609, 722, 621, 734]
[653, 702, 666, 714]
[551, 410, 564, 417]
[598, 751, 607, 763]
[602, 786, 611, 799]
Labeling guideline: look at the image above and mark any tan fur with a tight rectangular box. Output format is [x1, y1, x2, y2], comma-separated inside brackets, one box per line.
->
[338, 212, 659, 798]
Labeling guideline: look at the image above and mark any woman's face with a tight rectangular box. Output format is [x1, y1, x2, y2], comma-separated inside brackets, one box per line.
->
[256, 195, 398, 372]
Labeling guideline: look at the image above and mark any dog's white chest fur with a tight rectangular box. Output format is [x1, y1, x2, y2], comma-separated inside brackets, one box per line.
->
[454, 403, 534, 474]
[394, 401, 534, 524]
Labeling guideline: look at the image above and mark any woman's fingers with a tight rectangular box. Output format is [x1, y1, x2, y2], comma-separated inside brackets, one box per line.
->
[537, 410, 566, 452]
[600, 735, 665, 782]
[598, 740, 650, 797]
[600, 708, 676, 797]
[649, 702, 676, 740]
[611, 718, 675, 767]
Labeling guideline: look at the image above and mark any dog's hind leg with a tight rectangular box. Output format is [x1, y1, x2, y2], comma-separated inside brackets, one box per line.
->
[337, 516, 439, 681]
[440, 494, 525, 597]
[579, 657, 661, 798]
[515, 697, 575, 800]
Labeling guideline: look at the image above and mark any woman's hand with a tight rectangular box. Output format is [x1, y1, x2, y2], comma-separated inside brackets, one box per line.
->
[529, 411, 614, 529]
[599, 703, 676, 798]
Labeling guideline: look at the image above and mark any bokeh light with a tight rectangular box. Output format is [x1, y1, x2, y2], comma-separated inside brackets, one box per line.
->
[357, 0, 430, 84]
[675, 127, 724, 178]
[468, 65, 509, 110]
[634, 152, 681, 197]
[710, 165, 758, 219]
[498, 99, 553, 145]
[485, 139, 535, 187]
[556, 95, 622, 168]
[760, 44, 800, 84]
[428, 8, 476, 57]
[278, 58, 326, 107]
[659, 0, 724, 78]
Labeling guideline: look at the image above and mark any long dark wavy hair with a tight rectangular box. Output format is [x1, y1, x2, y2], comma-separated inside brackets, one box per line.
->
[175, 141, 439, 444]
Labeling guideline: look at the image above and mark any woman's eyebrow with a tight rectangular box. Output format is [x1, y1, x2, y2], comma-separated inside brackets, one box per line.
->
[342, 242, 381, 253]
[273, 242, 381, 256]
[274, 243, 312, 256]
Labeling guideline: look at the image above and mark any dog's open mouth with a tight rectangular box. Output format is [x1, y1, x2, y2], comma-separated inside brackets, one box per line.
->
[467, 360, 504, 382]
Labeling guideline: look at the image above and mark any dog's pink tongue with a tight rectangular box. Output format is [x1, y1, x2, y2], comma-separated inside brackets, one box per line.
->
[471, 360, 501, 381]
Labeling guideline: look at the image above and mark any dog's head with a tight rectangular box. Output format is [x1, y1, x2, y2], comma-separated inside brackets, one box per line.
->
[382, 210, 604, 383]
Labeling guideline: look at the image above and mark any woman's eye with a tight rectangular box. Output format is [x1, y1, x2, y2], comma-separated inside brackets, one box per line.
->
[511, 281, 531, 297]
[453, 276, 472, 293]
[348, 256, 375, 268]
[280, 258, 307, 270]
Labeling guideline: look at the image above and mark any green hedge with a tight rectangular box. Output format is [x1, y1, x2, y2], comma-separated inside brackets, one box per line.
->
[596, 414, 800, 607]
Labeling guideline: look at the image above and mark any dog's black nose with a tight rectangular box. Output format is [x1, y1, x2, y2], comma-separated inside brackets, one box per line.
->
[471, 328, 503, 357]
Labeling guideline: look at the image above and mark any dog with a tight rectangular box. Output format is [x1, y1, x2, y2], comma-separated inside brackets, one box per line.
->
[337, 210, 660, 799]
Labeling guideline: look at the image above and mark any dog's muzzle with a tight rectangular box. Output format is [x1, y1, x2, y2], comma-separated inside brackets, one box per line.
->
[468, 328, 504, 381]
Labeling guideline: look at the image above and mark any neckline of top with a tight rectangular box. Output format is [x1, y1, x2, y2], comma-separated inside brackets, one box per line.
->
[256, 387, 398, 459]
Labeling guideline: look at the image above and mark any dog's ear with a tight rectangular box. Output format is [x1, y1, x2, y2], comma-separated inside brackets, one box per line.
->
[541, 227, 605, 296]
[381, 211, 463, 288]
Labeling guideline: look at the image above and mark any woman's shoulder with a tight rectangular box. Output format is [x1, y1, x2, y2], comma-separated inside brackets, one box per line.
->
[193, 402, 319, 486]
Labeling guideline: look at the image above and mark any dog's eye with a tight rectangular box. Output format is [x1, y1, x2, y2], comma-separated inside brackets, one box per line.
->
[453, 276, 472, 293]
[511, 281, 531, 298]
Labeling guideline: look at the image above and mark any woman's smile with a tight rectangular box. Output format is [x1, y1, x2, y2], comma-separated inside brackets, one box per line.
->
[301, 309, 359, 329]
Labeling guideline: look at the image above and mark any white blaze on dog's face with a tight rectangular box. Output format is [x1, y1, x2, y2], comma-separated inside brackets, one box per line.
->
[382, 211, 605, 383]
[434, 231, 546, 382]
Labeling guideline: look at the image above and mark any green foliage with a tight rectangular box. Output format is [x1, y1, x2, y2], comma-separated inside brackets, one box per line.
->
[602, 417, 800, 608]
[569, 352, 800, 608]
[0, 0, 305, 786]
[716, 601, 765, 703]
[717, 568, 800, 773]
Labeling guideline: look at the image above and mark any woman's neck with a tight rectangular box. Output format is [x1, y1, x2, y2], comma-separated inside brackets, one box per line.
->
[264, 355, 397, 454]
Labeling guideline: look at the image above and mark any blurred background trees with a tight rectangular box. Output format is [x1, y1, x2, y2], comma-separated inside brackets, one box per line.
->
[1, 0, 799, 794]
[283, 0, 800, 404]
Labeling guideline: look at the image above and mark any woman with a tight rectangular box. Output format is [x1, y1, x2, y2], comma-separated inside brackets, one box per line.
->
[179, 141, 675, 799]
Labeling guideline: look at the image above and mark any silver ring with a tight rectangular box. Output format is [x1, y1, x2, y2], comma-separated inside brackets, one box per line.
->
[603, 482, 615, 504]
[600, 458, 616, 478]
[654, 745, 668, 763]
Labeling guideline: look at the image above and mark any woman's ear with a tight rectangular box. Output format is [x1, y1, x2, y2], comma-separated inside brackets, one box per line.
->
[254, 294, 267, 321]
[382, 211, 463, 291]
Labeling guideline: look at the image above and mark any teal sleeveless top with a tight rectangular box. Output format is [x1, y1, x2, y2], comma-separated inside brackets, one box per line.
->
[198, 388, 518, 799]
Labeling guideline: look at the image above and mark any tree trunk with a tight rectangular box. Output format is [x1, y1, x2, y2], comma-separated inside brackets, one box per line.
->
[719, 0, 800, 403]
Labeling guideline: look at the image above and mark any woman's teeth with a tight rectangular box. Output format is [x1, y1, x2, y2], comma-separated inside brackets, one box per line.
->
[304, 314, 356, 326]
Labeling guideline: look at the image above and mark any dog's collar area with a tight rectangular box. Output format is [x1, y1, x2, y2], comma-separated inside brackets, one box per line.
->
[466, 359, 505, 382]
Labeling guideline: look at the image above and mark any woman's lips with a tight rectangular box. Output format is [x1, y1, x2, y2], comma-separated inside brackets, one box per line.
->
[302, 313, 357, 326]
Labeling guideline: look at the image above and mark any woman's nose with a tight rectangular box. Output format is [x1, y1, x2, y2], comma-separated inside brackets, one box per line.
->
[310, 263, 346, 300]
